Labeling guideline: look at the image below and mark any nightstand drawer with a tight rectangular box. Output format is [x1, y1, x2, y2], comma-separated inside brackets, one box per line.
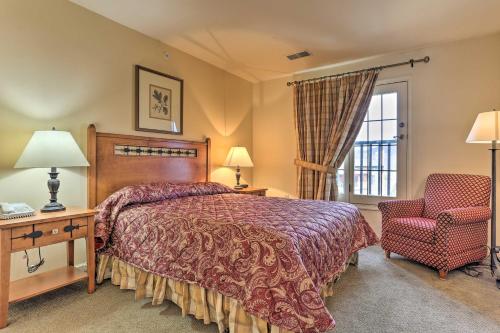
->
[34, 220, 72, 247]
[10, 217, 90, 251]
[11, 226, 35, 251]
[11, 220, 73, 250]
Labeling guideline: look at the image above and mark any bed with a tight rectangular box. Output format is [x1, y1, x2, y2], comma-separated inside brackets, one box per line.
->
[87, 125, 378, 333]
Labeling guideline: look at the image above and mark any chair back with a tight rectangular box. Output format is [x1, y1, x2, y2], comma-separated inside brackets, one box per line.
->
[423, 173, 491, 219]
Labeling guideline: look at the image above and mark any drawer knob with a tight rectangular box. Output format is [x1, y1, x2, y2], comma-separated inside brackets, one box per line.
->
[63, 225, 80, 233]
[23, 230, 43, 239]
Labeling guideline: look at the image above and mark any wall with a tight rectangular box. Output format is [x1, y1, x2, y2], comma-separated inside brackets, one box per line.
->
[0, 0, 253, 280]
[253, 33, 500, 239]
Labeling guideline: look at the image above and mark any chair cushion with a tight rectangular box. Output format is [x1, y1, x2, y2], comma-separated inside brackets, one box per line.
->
[386, 217, 437, 244]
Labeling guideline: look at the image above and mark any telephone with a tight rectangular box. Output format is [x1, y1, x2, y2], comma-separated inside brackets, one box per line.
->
[0, 203, 35, 220]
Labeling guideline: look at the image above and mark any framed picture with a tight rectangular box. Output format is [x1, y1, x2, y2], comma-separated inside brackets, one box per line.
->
[135, 65, 183, 134]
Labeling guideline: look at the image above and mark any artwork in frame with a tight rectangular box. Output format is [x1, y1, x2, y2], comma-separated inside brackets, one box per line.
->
[135, 65, 183, 134]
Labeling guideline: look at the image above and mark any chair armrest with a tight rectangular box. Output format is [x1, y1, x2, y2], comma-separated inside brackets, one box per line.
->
[437, 206, 491, 225]
[378, 198, 425, 222]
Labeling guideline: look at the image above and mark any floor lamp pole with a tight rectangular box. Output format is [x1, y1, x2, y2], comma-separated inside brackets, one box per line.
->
[491, 141, 500, 288]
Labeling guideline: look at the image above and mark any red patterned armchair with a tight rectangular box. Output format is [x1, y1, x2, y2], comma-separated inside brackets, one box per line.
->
[379, 173, 491, 279]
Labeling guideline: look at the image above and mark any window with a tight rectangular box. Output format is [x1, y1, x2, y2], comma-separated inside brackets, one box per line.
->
[337, 81, 408, 205]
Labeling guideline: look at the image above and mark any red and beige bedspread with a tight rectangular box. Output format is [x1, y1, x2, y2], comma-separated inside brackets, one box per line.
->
[95, 182, 378, 332]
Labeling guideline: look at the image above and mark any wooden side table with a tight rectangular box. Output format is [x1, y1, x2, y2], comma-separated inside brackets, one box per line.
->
[234, 187, 268, 196]
[0, 207, 96, 328]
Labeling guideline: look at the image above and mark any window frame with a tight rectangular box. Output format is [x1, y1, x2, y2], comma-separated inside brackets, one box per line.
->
[338, 80, 408, 206]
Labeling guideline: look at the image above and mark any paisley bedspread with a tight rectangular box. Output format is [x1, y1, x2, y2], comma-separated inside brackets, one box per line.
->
[95, 182, 378, 332]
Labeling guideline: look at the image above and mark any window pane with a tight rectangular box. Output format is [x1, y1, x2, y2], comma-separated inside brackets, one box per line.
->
[361, 171, 368, 195]
[336, 169, 345, 195]
[354, 144, 369, 171]
[354, 144, 370, 195]
[370, 144, 380, 171]
[368, 95, 382, 120]
[369, 171, 379, 196]
[389, 171, 397, 197]
[356, 123, 368, 142]
[383, 93, 397, 119]
[362, 145, 368, 170]
[382, 120, 397, 141]
[368, 121, 382, 141]
[390, 144, 397, 171]
[354, 145, 361, 168]
[381, 171, 389, 197]
[354, 170, 361, 194]
[381, 144, 390, 170]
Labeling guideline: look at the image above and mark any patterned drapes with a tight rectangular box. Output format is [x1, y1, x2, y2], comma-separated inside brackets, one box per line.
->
[293, 70, 380, 200]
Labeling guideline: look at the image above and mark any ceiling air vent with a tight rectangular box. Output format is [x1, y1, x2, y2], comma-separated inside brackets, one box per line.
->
[287, 50, 311, 60]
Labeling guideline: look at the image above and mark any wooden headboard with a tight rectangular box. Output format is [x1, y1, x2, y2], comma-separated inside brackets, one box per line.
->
[87, 124, 211, 208]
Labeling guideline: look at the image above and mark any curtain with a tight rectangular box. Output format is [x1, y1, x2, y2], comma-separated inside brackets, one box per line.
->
[293, 70, 380, 200]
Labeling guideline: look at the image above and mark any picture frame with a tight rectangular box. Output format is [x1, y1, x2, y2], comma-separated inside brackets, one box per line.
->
[135, 65, 183, 135]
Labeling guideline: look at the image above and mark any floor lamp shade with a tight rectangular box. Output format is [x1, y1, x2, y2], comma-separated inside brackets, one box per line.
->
[466, 110, 500, 143]
[466, 110, 500, 288]
[14, 129, 89, 212]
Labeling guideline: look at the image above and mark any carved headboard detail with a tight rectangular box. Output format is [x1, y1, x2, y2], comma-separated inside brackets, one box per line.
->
[87, 124, 211, 208]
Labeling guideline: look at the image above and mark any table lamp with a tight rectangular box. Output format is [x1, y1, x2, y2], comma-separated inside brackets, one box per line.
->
[466, 110, 500, 288]
[224, 146, 254, 189]
[14, 128, 89, 213]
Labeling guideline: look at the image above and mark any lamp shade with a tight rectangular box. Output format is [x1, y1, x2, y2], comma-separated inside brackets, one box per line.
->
[223, 146, 254, 167]
[466, 110, 500, 144]
[15, 130, 89, 168]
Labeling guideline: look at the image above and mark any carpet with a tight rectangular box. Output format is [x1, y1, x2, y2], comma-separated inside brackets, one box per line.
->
[4, 246, 500, 333]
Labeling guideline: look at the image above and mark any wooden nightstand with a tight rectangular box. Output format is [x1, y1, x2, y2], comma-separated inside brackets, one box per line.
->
[234, 187, 268, 196]
[0, 207, 96, 328]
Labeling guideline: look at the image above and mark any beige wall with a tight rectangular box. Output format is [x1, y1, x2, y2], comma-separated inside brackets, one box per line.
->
[0, 0, 253, 279]
[253, 33, 500, 239]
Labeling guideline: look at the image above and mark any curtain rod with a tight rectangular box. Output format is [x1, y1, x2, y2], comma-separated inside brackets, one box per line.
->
[286, 56, 430, 86]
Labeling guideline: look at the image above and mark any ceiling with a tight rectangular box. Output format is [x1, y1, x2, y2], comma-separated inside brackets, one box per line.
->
[72, 0, 500, 82]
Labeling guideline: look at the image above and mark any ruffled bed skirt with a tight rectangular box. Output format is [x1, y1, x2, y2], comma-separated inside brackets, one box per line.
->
[96, 253, 358, 333]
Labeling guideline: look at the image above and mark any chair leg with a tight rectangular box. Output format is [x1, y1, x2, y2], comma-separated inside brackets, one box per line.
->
[384, 250, 390, 259]
[439, 270, 448, 280]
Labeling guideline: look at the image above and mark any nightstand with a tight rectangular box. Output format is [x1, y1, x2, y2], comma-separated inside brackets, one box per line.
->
[234, 187, 268, 196]
[0, 207, 96, 328]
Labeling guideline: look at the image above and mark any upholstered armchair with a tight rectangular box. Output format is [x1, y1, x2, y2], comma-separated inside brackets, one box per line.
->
[379, 173, 491, 279]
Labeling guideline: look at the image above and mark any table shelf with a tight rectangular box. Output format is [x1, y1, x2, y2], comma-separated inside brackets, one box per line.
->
[9, 267, 88, 303]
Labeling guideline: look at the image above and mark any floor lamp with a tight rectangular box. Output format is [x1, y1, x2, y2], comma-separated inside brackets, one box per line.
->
[467, 110, 500, 288]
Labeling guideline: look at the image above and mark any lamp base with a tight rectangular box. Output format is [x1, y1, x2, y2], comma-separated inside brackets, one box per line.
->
[40, 166, 66, 213]
[41, 202, 66, 213]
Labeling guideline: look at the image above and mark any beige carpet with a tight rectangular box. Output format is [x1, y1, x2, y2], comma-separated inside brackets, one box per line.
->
[4, 245, 500, 333]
